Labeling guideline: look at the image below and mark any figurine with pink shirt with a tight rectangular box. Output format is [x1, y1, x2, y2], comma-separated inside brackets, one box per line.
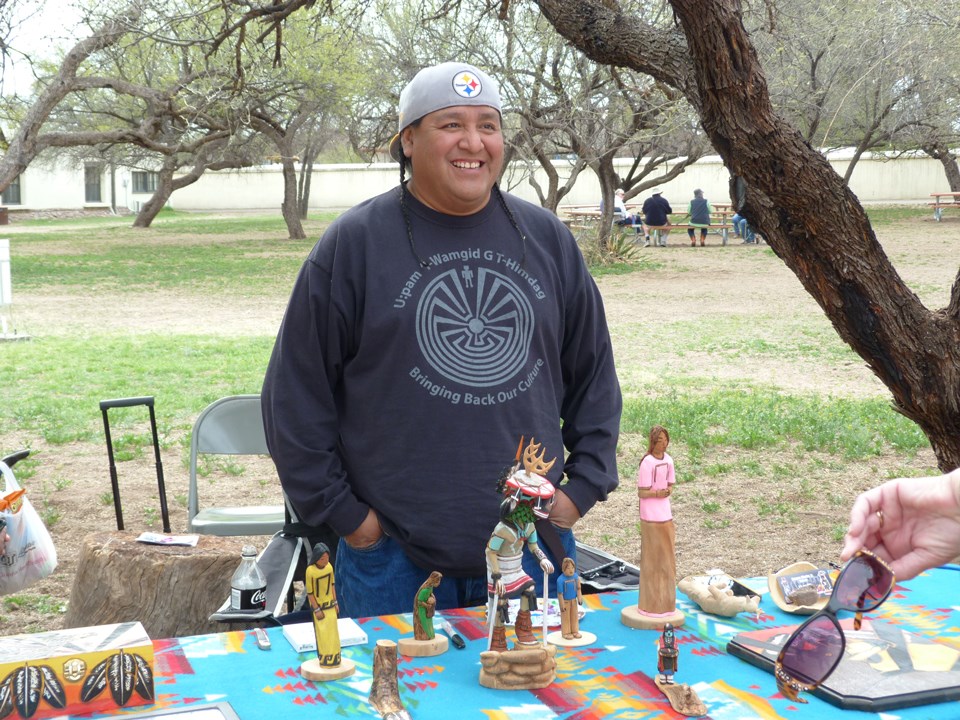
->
[622, 425, 685, 630]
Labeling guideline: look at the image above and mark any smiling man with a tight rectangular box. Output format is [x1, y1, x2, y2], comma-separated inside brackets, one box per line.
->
[262, 62, 622, 619]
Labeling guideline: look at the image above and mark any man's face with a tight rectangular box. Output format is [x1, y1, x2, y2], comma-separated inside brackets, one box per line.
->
[402, 105, 504, 216]
[315, 552, 329, 569]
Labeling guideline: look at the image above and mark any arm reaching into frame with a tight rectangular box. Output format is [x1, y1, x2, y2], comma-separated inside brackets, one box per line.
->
[841, 468, 960, 581]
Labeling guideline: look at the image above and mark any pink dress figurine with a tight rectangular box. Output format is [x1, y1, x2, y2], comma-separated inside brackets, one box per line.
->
[621, 425, 685, 629]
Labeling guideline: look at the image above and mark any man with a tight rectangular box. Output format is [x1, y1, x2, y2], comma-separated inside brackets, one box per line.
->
[262, 61, 621, 619]
[641, 188, 673, 247]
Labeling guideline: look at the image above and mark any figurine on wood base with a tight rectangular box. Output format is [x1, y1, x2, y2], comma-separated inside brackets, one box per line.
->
[622, 425, 685, 630]
[546, 557, 596, 647]
[481, 438, 558, 689]
[654, 623, 707, 716]
[300, 542, 355, 681]
[486, 438, 556, 652]
[397, 570, 448, 657]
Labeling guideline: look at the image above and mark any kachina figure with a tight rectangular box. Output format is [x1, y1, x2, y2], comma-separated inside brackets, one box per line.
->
[657, 623, 679, 684]
[485, 437, 556, 652]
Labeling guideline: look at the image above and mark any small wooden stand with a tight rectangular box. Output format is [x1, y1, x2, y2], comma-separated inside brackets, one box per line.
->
[621, 606, 685, 630]
[300, 657, 356, 681]
[479, 644, 557, 689]
[546, 630, 596, 647]
[655, 676, 707, 716]
[397, 635, 448, 657]
[65, 531, 245, 639]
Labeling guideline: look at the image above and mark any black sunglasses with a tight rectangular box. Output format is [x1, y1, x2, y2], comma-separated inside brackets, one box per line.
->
[774, 550, 895, 703]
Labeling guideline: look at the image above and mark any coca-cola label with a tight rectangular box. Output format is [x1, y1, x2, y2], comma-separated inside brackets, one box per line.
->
[231, 586, 267, 611]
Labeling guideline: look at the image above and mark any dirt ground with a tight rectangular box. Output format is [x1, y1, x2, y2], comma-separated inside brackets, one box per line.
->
[2, 212, 956, 636]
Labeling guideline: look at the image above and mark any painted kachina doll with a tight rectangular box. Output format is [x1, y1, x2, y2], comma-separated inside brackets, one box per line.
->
[301, 541, 355, 681]
[485, 437, 556, 652]
[657, 623, 679, 684]
[622, 425, 685, 630]
[654, 622, 708, 716]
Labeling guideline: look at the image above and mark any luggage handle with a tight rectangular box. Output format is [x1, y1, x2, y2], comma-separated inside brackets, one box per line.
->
[100, 396, 171, 533]
[100, 397, 155, 411]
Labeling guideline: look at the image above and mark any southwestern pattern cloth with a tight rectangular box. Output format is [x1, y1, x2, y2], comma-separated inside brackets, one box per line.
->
[79, 565, 960, 719]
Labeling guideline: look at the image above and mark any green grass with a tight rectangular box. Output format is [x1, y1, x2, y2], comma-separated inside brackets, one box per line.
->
[621, 389, 927, 459]
[0, 335, 273, 447]
[863, 205, 929, 226]
[9, 211, 332, 294]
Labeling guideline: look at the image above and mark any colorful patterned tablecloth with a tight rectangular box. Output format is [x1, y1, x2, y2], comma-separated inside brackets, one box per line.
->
[78, 565, 959, 720]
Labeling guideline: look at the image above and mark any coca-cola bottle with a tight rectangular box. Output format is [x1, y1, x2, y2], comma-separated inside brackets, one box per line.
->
[230, 545, 267, 611]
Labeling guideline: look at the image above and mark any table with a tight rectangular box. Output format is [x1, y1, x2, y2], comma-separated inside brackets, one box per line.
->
[929, 192, 960, 221]
[79, 566, 958, 720]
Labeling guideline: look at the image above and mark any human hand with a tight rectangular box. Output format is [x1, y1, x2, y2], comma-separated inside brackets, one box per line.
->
[540, 558, 555, 575]
[344, 508, 383, 549]
[841, 469, 960, 581]
[548, 489, 581, 529]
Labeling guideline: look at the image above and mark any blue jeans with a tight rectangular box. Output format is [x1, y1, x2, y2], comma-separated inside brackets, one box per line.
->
[334, 527, 578, 619]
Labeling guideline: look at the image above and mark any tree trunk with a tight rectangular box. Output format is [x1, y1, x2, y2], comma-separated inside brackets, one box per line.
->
[133, 162, 177, 228]
[65, 531, 245, 639]
[922, 140, 960, 192]
[297, 145, 319, 220]
[134, 154, 255, 228]
[534, 0, 960, 470]
[280, 157, 306, 239]
[595, 155, 621, 245]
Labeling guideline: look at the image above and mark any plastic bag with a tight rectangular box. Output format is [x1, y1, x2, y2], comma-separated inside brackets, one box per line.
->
[0, 459, 58, 595]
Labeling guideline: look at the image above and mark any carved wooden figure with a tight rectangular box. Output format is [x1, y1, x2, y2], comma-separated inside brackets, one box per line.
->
[300, 542, 355, 681]
[397, 571, 448, 657]
[622, 425, 685, 630]
[546, 557, 596, 647]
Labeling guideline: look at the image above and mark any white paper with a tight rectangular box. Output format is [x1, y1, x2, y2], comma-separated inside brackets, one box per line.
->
[136, 532, 200, 547]
[282, 617, 367, 653]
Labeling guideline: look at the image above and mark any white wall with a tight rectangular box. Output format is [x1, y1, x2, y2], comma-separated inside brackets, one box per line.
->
[4, 150, 954, 213]
[168, 150, 953, 212]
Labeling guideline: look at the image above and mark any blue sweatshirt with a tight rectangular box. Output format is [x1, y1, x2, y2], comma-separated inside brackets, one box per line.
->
[262, 186, 621, 576]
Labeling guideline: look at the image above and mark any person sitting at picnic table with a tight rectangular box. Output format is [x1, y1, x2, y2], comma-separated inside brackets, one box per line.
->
[731, 212, 756, 244]
[641, 188, 672, 247]
[686, 189, 712, 247]
[611, 188, 645, 237]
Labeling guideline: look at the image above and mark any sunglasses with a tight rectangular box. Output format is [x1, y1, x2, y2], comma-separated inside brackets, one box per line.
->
[774, 550, 895, 703]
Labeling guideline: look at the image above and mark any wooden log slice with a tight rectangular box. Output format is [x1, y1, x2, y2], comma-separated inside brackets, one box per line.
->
[64, 531, 246, 639]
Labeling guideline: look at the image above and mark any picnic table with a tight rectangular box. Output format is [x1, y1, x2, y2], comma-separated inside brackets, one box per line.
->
[559, 204, 639, 232]
[929, 192, 960, 221]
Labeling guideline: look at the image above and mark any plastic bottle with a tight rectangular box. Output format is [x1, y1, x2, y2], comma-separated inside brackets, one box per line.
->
[230, 545, 267, 611]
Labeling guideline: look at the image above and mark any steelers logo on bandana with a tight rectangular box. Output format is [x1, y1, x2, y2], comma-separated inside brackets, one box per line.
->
[452, 71, 482, 99]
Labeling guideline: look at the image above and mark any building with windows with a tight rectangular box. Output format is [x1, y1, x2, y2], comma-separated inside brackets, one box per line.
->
[0, 162, 160, 217]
